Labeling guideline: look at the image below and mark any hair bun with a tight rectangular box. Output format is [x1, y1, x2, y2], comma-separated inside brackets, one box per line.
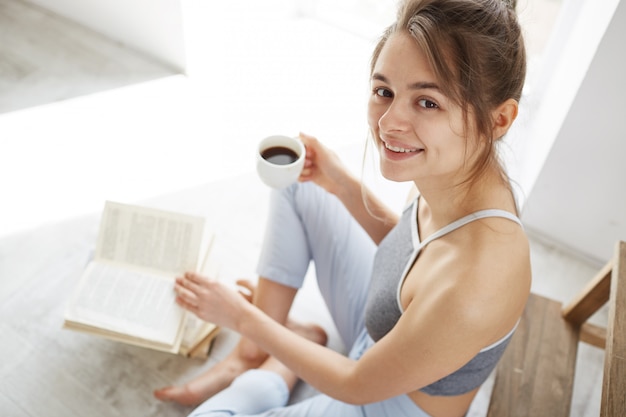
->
[502, 0, 517, 10]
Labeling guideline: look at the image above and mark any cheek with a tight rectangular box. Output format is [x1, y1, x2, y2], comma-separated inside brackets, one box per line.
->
[367, 101, 382, 132]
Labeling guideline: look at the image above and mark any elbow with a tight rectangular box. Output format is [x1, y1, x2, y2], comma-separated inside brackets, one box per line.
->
[315, 360, 388, 405]
[338, 388, 383, 406]
[341, 396, 373, 406]
[331, 374, 380, 406]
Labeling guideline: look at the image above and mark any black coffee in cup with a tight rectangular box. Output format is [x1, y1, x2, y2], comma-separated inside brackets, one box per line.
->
[261, 146, 299, 165]
[257, 135, 305, 188]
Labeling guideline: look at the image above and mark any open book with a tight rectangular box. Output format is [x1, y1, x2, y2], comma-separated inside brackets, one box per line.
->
[64, 201, 220, 358]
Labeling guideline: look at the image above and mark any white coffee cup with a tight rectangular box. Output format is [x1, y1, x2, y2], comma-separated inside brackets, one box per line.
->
[256, 135, 306, 189]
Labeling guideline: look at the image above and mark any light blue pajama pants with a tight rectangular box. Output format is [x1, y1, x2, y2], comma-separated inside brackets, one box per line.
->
[189, 182, 430, 417]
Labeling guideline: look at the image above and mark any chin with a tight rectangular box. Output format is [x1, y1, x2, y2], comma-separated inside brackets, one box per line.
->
[379, 163, 413, 183]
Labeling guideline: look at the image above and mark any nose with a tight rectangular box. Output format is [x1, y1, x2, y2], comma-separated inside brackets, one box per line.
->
[378, 100, 411, 134]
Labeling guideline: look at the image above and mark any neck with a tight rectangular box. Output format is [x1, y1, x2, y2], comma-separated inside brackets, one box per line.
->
[414, 167, 515, 226]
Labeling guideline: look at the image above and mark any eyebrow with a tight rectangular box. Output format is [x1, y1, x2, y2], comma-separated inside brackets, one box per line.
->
[371, 73, 441, 91]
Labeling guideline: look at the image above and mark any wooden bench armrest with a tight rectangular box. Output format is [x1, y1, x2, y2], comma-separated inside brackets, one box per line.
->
[580, 322, 607, 349]
[600, 241, 626, 417]
[562, 259, 612, 325]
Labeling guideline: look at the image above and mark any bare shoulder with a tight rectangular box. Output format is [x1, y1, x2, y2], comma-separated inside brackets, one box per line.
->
[405, 216, 531, 346]
[446, 217, 531, 337]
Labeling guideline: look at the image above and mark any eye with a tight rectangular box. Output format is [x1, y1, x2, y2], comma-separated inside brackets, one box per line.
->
[418, 98, 438, 109]
[374, 87, 393, 98]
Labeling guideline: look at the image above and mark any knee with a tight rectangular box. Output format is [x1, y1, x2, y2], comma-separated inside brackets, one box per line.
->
[236, 338, 270, 366]
[270, 181, 321, 210]
[188, 411, 232, 417]
[188, 370, 289, 417]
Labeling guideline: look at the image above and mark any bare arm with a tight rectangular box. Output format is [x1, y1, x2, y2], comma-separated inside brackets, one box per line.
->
[174, 256, 526, 405]
[298, 133, 398, 244]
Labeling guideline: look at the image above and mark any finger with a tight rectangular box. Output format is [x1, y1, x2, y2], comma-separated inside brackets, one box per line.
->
[184, 272, 208, 285]
[299, 168, 313, 181]
[174, 282, 199, 305]
[175, 276, 187, 287]
[299, 135, 317, 154]
[236, 280, 255, 303]
[178, 274, 203, 293]
[176, 295, 198, 312]
[237, 290, 253, 303]
[299, 131, 316, 142]
[236, 279, 256, 293]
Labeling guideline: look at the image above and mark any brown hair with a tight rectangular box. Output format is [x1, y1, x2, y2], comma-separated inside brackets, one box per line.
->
[371, 0, 526, 187]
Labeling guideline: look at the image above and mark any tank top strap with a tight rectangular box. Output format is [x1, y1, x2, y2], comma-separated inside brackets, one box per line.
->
[418, 209, 523, 250]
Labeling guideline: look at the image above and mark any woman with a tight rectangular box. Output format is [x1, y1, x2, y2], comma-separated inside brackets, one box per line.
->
[157, 0, 531, 415]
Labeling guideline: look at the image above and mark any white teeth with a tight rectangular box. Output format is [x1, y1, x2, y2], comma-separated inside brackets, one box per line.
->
[384, 142, 420, 153]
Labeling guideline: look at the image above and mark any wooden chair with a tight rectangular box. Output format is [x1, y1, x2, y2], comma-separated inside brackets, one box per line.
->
[487, 241, 625, 417]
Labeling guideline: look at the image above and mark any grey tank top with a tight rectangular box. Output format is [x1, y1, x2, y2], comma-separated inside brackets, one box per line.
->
[364, 197, 522, 396]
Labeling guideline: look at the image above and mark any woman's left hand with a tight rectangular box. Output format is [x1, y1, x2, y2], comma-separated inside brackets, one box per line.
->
[174, 272, 247, 329]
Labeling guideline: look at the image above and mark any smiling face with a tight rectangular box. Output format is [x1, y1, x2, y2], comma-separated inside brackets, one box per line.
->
[367, 31, 479, 187]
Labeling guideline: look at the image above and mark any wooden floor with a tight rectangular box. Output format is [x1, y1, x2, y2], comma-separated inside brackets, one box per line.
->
[0, 176, 273, 417]
[0, 0, 175, 114]
[0, 1, 607, 416]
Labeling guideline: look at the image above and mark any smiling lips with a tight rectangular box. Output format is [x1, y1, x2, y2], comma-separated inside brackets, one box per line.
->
[383, 140, 423, 154]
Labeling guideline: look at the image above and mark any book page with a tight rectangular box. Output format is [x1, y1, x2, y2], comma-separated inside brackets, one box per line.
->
[180, 315, 217, 352]
[179, 234, 221, 356]
[66, 261, 185, 346]
[95, 201, 204, 275]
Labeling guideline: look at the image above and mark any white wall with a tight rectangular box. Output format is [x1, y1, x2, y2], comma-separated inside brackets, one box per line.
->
[26, 0, 186, 72]
[521, 0, 626, 263]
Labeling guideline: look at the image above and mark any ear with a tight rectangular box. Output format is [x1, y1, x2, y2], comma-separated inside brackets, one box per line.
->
[492, 98, 519, 139]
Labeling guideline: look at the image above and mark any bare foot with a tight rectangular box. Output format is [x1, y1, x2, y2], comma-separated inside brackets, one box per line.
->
[153, 321, 327, 406]
[286, 320, 328, 347]
[154, 340, 267, 406]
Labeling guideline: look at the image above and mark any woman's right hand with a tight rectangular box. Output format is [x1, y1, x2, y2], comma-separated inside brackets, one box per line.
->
[298, 132, 353, 196]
